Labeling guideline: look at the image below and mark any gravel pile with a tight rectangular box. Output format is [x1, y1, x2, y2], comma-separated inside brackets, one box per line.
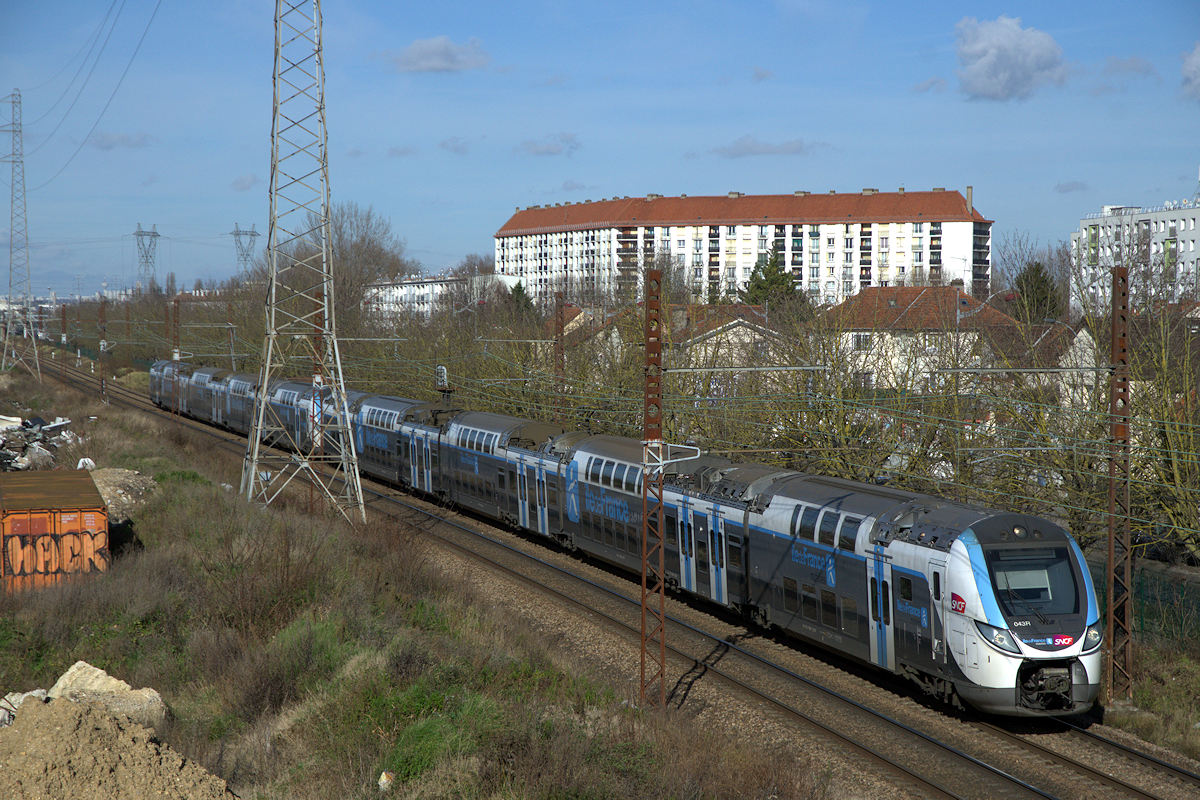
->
[0, 698, 234, 800]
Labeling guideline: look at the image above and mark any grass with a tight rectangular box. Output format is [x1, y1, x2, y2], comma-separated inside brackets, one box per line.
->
[0, 371, 828, 799]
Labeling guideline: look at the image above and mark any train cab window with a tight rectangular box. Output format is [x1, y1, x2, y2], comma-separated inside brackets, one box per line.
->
[612, 464, 626, 490]
[820, 590, 837, 628]
[601, 461, 614, 487]
[799, 507, 819, 540]
[933, 572, 942, 601]
[801, 584, 818, 622]
[818, 511, 838, 547]
[839, 516, 861, 551]
[898, 576, 913, 602]
[783, 578, 799, 613]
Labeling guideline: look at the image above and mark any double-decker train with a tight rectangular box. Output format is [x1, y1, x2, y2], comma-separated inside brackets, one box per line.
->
[150, 360, 1102, 716]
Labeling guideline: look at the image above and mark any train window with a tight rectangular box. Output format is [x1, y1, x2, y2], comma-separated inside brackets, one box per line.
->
[783, 578, 799, 613]
[933, 572, 941, 601]
[899, 576, 913, 602]
[548, 479, 558, 510]
[627, 468, 641, 492]
[840, 596, 859, 637]
[820, 590, 837, 628]
[612, 464, 626, 489]
[818, 511, 838, 547]
[728, 537, 743, 569]
[881, 581, 891, 625]
[601, 461, 614, 487]
[696, 536, 708, 567]
[801, 584, 818, 621]
[498, 470, 506, 492]
[839, 517, 861, 551]
[870, 578, 879, 622]
[799, 507, 819, 540]
[588, 458, 601, 483]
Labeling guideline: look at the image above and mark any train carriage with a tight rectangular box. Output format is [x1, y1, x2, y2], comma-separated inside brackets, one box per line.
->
[353, 395, 423, 485]
[186, 367, 231, 426]
[223, 373, 259, 435]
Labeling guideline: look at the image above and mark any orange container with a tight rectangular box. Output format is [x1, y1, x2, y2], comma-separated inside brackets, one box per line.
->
[0, 471, 109, 593]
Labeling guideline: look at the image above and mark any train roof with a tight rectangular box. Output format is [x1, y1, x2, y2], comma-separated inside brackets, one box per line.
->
[225, 372, 259, 386]
[190, 367, 230, 382]
[361, 394, 423, 413]
[450, 411, 565, 451]
[567, 434, 646, 465]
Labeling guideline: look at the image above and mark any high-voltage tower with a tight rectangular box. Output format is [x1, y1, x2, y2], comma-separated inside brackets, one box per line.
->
[241, 0, 365, 522]
[2, 89, 40, 380]
[230, 223, 260, 273]
[133, 223, 160, 292]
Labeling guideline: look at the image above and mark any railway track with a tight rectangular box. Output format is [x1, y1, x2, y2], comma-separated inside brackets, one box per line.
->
[36, 356, 1200, 800]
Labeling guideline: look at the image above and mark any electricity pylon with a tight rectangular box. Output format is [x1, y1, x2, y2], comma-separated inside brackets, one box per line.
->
[241, 0, 365, 522]
[230, 223, 260, 273]
[134, 223, 160, 292]
[2, 89, 40, 380]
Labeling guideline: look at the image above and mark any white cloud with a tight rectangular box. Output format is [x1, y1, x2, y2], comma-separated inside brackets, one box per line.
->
[231, 174, 259, 192]
[955, 16, 1067, 101]
[1183, 42, 1200, 101]
[752, 67, 773, 82]
[560, 179, 592, 192]
[439, 137, 469, 155]
[912, 76, 947, 93]
[517, 132, 580, 157]
[711, 135, 816, 158]
[88, 132, 155, 151]
[389, 36, 489, 73]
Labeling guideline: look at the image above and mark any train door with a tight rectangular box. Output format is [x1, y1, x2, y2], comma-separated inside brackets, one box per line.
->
[866, 548, 896, 670]
[676, 499, 694, 592]
[422, 436, 432, 492]
[692, 509, 711, 600]
[408, 433, 419, 487]
[930, 559, 947, 663]
[516, 457, 529, 529]
[710, 507, 728, 605]
[533, 464, 549, 536]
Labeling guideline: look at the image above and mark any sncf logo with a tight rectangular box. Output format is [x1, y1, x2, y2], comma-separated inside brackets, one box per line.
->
[950, 593, 966, 614]
[1053, 635, 1075, 647]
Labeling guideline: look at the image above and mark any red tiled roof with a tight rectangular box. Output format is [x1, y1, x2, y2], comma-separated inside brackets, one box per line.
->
[823, 286, 1018, 331]
[496, 190, 989, 237]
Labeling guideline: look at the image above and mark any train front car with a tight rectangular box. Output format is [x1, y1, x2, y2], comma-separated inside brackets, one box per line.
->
[948, 514, 1101, 716]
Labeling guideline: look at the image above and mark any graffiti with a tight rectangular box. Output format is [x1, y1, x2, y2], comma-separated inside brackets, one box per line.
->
[4, 530, 109, 576]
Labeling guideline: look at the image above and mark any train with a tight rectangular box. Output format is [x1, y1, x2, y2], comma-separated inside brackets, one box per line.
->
[149, 359, 1103, 716]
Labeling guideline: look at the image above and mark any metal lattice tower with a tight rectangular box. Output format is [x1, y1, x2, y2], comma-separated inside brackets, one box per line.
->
[640, 267, 667, 708]
[241, 0, 364, 522]
[2, 89, 40, 380]
[230, 223, 260, 273]
[134, 223, 160, 291]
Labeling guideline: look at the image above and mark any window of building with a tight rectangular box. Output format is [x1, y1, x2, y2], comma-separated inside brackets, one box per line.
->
[913, 222, 924, 233]
[826, 236, 835, 248]
[853, 333, 872, 351]
[913, 251, 924, 264]
[826, 252, 834, 263]
[725, 226, 737, 237]
[844, 237, 853, 249]
[844, 252, 853, 264]
[880, 237, 888, 250]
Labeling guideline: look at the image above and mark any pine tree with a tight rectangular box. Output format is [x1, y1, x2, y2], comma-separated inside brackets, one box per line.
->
[1012, 261, 1065, 322]
[740, 244, 795, 306]
[508, 280, 535, 317]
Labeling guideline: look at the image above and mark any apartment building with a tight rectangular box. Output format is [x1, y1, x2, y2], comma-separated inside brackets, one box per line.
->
[365, 274, 467, 319]
[494, 188, 992, 306]
[1069, 198, 1200, 314]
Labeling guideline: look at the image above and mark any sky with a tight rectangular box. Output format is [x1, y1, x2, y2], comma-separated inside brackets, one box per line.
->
[1, 0, 1198, 298]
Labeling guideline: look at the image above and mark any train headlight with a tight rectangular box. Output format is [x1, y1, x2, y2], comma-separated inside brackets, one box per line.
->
[975, 621, 1021, 654]
[1082, 621, 1103, 653]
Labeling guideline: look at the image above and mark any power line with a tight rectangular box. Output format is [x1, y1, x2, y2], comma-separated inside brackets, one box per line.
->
[29, 0, 162, 193]
[25, 0, 125, 128]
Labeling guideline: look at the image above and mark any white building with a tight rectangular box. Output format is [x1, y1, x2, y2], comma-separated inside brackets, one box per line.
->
[1069, 198, 1200, 314]
[494, 188, 992, 306]
[366, 275, 466, 319]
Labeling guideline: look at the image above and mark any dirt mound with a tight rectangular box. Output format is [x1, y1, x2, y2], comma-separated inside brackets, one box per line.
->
[91, 467, 158, 522]
[0, 698, 234, 800]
